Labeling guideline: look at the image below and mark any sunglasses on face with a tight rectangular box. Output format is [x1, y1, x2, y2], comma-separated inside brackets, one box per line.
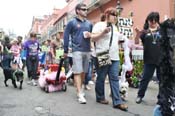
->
[110, 13, 117, 16]
[149, 19, 158, 23]
[79, 8, 88, 11]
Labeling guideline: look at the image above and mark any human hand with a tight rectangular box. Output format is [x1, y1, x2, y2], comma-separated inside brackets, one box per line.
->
[135, 28, 143, 36]
[135, 28, 141, 44]
[63, 53, 68, 59]
[102, 27, 111, 34]
[135, 27, 140, 32]
[68, 48, 72, 52]
[83, 31, 91, 38]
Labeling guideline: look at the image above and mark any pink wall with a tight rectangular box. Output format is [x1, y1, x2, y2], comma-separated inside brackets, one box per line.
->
[88, 0, 173, 37]
[121, 0, 171, 32]
[35, 0, 173, 39]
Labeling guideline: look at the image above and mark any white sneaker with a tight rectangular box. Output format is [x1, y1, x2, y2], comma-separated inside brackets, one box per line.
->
[77, 89, 85, 97]
[78, 93, 86, 104]
[27, 80, 32, 85]
[85, 85, 91, 90]
[80, 89, 85, 96]
[88, 81, 94, 85]
[32, 79, 37, 86]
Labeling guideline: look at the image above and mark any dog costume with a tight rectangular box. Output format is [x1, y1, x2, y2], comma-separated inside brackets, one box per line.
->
[157, 19, 175, 116]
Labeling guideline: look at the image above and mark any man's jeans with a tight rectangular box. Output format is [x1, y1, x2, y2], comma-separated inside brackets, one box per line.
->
[138, 64, 160, 98]
[94, 57, 123, 106]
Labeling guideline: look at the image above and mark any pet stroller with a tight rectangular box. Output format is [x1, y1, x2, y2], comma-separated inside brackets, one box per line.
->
[38, 57, 67, 93]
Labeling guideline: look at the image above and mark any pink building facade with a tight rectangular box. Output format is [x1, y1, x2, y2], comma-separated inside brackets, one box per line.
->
[31, 0, 175, 41]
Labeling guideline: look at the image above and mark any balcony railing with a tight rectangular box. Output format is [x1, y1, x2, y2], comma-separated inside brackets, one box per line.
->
[87, 0, 99, 9]
[87, 0, 110, 13]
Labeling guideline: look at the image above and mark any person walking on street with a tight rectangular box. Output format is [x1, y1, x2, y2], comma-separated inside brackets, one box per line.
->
[51, 33, 63, 64]
[1, 35, 12, 69]
[63, 3, 93, 104]
[10, 38, 21, 69]
[17, 36, 26, 71]
[24, 32, 40, 86]
[135, 12, 161, 104]
[90, 7, 128, 111]
[84, 56, 93, 90]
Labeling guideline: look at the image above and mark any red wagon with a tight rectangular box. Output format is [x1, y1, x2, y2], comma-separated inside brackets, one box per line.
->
[38, 57, 67, 92]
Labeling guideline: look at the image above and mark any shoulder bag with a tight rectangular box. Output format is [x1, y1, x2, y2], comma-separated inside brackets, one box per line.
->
[95, 24, 113, 68]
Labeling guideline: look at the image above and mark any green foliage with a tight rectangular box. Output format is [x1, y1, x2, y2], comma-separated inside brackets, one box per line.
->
[119, 50, 143, 88]
[119, 50, 143, 78]
[131, 76, 140, 88]
[119, 50, 124, 70]
[132, 60, 143, 77]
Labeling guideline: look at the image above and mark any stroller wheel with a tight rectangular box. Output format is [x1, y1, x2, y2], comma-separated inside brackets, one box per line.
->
[62, 83, 67, 92]
[44, 85, 49, 93]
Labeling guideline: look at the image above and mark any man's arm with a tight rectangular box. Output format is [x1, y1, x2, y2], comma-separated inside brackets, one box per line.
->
[63, 21, 72, 54]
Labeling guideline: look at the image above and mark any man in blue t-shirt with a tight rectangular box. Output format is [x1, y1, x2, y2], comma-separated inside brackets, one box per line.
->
[63, 3, 93, 104]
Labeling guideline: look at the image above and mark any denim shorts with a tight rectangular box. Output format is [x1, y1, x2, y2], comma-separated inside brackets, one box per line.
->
[72, 51, 90, 74]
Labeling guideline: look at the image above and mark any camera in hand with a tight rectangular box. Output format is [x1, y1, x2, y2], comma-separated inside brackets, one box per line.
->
[107, 22, 112, 27]
[119, 39, 125, 43]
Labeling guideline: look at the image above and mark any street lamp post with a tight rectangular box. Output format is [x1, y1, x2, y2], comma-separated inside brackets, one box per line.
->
[116, 0, 123, 16]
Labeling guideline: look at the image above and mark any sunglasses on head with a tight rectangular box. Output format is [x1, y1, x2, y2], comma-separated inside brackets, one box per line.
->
[79, 8, 88, 11]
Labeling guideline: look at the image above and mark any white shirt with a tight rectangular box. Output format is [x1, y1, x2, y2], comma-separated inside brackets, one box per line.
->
[92, 22, 127, 61]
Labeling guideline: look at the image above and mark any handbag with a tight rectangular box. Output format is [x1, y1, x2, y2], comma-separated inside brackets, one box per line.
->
[96, 50, 111, 67]
[95, 23, 113, 68]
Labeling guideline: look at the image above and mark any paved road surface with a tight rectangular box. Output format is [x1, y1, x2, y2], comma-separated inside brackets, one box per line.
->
[0, 69, 159, 116]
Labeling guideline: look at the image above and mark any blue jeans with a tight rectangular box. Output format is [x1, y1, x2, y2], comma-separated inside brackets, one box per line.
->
[1, 54, 13, 69]
[85, 61, 93, 85]
[153, 105, 162, 116]
[137, 64, 160, 98]
[94, 57, 123, 106]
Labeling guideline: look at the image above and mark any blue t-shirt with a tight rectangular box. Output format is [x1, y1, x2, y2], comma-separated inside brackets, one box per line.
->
[63, 17, 93, 53]
[20, 49, 27, 60]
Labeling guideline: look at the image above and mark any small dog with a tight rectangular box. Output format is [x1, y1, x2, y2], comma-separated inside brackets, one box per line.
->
[108, 80, 129, 101]
[3, 68, 24, 89]
[119, 81, 129, 101]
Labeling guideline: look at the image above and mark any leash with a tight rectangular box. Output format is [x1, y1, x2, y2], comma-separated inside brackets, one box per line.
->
[12, 69, 24, 81]
[12, 70, 18, 81]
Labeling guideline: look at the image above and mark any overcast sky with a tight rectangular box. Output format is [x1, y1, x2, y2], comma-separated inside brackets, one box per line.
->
[0, 0, 67, 37]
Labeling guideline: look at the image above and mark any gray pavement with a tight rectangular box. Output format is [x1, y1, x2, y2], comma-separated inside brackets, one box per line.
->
[0, 68, 159, 116]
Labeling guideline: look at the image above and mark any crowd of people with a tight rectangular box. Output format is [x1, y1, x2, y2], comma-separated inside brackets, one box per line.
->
[0, 31, 65, 85]
[0, 3, 174, 116]
[63, 3, 174, 115]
